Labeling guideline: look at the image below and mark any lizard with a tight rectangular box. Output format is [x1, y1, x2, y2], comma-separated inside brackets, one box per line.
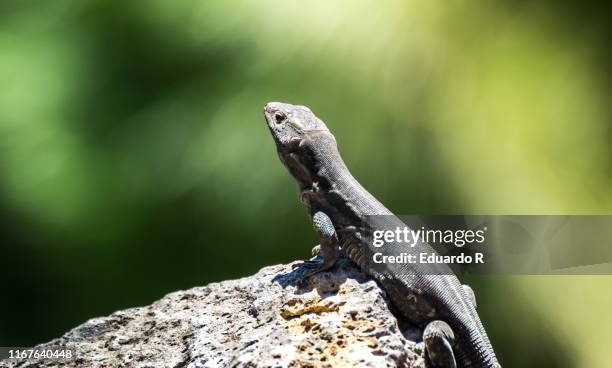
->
[263, 102, 501, 368]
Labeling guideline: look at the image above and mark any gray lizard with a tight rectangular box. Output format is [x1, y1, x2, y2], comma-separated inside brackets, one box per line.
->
[263, 102, 500, 368]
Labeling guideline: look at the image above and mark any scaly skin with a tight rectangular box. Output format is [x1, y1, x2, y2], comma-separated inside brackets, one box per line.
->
[263, 102, 500, 368]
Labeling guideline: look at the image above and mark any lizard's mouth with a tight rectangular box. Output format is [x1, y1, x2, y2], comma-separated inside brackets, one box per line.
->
[275, 136, 302, 154]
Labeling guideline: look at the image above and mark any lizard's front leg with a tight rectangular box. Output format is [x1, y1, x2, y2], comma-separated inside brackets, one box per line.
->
[293, 211, 341, 280]
[423, 320, 457, 368]
[312, 226, 358, 256]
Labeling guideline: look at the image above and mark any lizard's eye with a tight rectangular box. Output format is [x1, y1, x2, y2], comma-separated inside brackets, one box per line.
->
[274, 112, 287, 124]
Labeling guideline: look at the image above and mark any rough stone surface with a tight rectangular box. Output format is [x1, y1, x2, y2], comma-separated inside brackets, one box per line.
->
[1, 259, 425, 368]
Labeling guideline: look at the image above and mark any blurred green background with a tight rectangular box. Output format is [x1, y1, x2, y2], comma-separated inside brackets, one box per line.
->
[1, 1, 611, 367]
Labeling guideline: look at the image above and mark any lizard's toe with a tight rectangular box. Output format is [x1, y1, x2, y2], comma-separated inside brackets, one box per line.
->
[311, 244, 321, 256]
[294, 260, 322, 269]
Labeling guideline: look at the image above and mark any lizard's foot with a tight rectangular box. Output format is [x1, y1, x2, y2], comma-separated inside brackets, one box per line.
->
[292, 259, 333, 285]
[292, 259, 323, 269]
[291, 211, 341, 286]
[311, 244, 321, 256]
[423, 320, 457, 368]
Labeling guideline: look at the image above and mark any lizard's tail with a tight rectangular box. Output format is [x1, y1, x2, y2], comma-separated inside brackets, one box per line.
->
[455, 327, 500, 368]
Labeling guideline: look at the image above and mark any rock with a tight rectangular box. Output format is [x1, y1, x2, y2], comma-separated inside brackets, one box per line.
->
[1, 259, 425, 368]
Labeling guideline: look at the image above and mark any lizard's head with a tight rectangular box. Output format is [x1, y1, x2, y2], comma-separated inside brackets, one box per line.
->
[264, 102, 329, 152]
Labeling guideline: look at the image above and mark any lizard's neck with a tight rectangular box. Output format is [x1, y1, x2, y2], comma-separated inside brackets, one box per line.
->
[294, 132, 392, 221]
[303, 132, 350, 191]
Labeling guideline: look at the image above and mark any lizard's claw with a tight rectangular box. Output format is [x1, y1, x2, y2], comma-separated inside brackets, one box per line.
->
[291, 258, 332, 286]
[292, 259, 322, 270]
[311, 244, 321, 256]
